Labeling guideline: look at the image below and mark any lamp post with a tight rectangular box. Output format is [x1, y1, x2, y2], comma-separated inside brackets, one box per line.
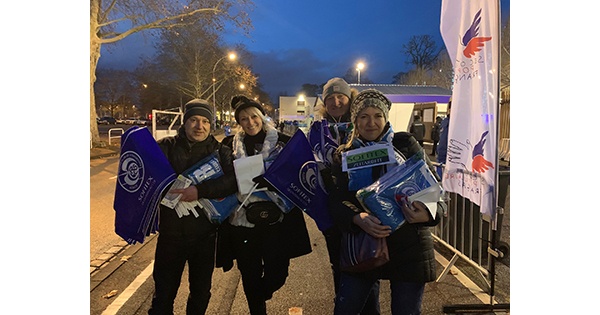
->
[212, 52, 237, 126]
[356, 62, 365, 84]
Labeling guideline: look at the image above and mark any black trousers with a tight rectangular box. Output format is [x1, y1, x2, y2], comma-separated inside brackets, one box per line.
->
[230, 224, 291, 315]
[323, 227, 342, 294]
[148, 234, 216, 315]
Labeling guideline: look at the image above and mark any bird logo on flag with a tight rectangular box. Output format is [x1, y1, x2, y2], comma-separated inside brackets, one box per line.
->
[461, 9, 492, 58]
[447, 131, 494, 174]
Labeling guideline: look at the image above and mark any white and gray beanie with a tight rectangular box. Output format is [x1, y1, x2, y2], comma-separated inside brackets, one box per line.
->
[350, 89, 392, 123]
[322, 77, 351, 101]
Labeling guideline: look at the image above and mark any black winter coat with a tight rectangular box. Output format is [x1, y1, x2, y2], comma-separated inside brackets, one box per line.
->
[328, 131, 441, 283]
[156, 127, 238, 239]
[216, 130, 312, 271]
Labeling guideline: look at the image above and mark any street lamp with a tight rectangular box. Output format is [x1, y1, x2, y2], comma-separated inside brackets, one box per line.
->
[356, 62, 365, 84]
[212, 52, 237, 126]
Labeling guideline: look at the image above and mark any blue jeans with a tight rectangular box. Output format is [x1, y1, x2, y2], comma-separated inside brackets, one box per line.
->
[334, 270, 380, 315]
[390, 281, 425, 315]
[334, 270, 425, 315]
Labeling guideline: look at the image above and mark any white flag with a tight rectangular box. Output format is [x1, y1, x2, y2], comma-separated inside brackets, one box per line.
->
[440, 0, 499, 217]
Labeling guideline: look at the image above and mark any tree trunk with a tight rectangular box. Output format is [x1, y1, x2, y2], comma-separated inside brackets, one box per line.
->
[90, 1, 101, 146]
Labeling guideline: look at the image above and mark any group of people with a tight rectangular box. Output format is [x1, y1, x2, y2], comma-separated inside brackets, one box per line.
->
[147, 77, 447, 315]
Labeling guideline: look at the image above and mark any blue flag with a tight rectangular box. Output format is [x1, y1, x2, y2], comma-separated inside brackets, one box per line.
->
[182, 152, 238, 224]
[308, 119, 339, 167]
[356, 154, 439, 231]
[113, 126, 176, 244]
[263, 130, 333, 231]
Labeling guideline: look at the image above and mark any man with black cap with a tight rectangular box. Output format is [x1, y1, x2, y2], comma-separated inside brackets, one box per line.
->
[148, 98, 238, 315]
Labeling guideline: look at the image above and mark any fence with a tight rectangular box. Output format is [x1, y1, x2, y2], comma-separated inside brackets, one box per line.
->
[432, 162, 510, 312]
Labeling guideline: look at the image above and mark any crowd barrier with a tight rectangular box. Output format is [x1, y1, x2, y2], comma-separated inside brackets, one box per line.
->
[108, 128, 125, 146]
[431, 162, 510, 296]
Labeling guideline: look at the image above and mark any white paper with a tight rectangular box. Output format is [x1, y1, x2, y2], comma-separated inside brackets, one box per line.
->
[407, 184, 442, 220]
[161, 175, 192, 209]
[233, 155, 265, 194]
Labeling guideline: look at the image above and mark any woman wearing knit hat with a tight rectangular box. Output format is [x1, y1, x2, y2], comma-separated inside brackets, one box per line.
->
[217, 95, 312, 315]
[149, 98, 238, 315]
[309, 77, 379, 314]
[327, 89, 444, 315]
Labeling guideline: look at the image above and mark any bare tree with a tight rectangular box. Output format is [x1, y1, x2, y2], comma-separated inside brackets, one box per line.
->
[402, 35, 439, 71]
[95, 68, 138, 118]
[90, 0, 252, 146]
[392, 35, 441, 85]
[427, 49, 454, 89]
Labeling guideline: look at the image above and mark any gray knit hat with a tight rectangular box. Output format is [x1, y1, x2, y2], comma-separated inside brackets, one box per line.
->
[350, 89, 392, 123]
[184, 99, 213, 123]
[322, 77, 351, 101]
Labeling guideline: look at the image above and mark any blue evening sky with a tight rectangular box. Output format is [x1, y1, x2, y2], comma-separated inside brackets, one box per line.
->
[99, 0, 510, 100]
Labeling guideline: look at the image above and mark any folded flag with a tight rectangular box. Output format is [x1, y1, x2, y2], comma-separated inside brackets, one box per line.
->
[113, 126, 176, 244]
[308, 119, 339, 167]
[356, 154, 440, 231]
[180, 151, 239, 224]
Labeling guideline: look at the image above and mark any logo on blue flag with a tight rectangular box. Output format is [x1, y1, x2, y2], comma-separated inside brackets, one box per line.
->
[263, 130, 333, 231]
[113, 126, 176, 244]
[118, 151, 145, 192]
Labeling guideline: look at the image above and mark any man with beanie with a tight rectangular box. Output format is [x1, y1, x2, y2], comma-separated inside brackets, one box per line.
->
[148, 98, 238, 315]
[321, 77, 352, 122]
[310, 78, 380, 314]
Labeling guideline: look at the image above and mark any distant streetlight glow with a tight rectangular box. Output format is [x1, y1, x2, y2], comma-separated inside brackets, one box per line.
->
[356, 62, 365, 84]
[212, 52, 237, 125]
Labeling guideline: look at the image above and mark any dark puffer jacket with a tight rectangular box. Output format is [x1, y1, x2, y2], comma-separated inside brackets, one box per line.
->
[328, 131, 441, 283]
[156, 127, 237, 239]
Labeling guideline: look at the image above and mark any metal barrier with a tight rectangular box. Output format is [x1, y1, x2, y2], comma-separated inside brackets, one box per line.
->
[151, 109, 183, 140]
[432, 163, 510, 295]
[108, 128, 125, 146]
